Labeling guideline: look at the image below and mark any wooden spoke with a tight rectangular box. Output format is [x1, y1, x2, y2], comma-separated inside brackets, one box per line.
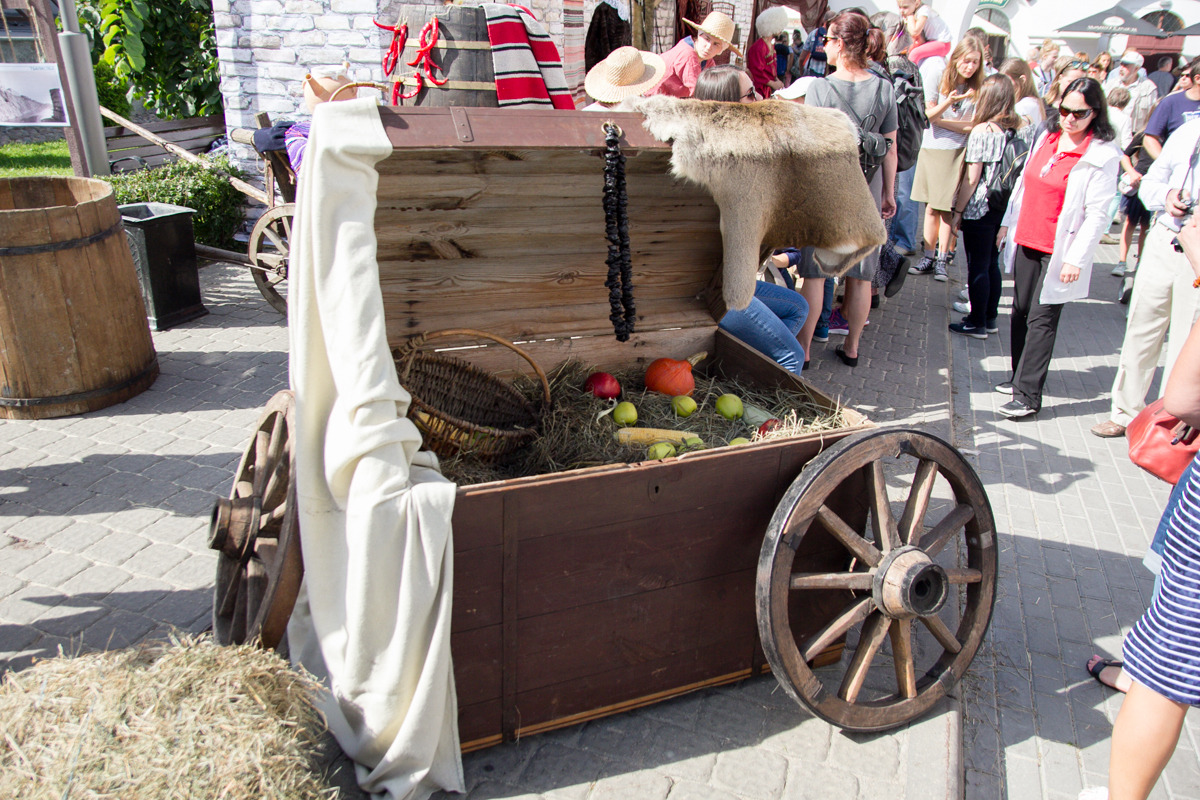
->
[869, 461, 900, 553]
[211, 391, 302, 650]
[920, 504, 976, 557]
[790, 572, 874, 591]
[899, 459, 939, 545]
[252, 429, 270, 495]
[920, 614, 963, 654]
[802, 596, 874, 663]
[758, 429, 996, 732]
[889, 620, 917, 699]
[817, 505, 883, 567]
[945, 568, 983, 585]
[838, 611, 891, 704]
[248, 204, 294, 316]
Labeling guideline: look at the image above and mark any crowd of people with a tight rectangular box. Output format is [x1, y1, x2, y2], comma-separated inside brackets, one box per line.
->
[581, 8, 1200, 799]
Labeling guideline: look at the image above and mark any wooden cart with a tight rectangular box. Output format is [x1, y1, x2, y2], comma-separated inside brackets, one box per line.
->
[207, 105, 997, 746]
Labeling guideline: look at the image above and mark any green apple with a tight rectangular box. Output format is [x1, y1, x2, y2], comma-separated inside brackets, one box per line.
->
[647, 442, 676, 460]
[613, 401, 638, 426]
[715, 394, 744, 420]
[671, 395, 698, 417]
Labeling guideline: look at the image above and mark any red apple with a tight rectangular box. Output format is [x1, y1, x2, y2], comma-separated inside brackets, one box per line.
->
[758, 419, 782, 437]
[584, 371, 621, 399]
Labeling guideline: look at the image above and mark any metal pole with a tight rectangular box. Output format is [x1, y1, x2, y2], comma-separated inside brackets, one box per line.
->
[56, 0, 109, 175]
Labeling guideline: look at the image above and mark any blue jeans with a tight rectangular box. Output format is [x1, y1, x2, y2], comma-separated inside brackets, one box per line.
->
[1144, 456, 1199, 576]
[819, 278, 834, 328]
[719, 281, 809, 375]
[890, 165, 919, 252]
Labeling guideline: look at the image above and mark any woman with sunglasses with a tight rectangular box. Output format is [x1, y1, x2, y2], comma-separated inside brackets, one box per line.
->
[994, 77, 1121, 418]
[794, 10, 896, 368]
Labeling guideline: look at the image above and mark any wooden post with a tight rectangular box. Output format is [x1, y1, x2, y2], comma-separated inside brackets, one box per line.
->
[1, 0, 89, 176]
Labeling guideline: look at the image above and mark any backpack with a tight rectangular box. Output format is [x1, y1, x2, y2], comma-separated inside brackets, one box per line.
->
[824, 78, 891, 183]
[985, 129, 1031, 214]
[887, 56, 928, 172]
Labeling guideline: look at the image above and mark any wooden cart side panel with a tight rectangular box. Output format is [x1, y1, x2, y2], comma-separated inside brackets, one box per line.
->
[375, 141, 723, 347]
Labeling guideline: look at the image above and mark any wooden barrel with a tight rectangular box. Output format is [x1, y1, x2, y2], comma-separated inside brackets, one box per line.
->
[0, 177, 158, 420]
[380, 3, 498, 107]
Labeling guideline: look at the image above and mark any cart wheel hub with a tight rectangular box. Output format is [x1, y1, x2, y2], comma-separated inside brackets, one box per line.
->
[872, 546, 948, 619]
[208, 496, 261, 561]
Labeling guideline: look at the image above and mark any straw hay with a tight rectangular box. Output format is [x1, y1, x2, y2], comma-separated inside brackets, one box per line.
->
[439, 360, 851, 486]
[0, 634, 336, 800]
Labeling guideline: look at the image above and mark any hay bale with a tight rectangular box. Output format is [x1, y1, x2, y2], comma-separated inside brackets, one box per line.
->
[0, 634, 337, 799]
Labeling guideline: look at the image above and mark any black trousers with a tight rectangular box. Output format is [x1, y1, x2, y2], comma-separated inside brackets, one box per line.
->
[961, 216, 1002, 328]
[1010, 245, 1064, 410]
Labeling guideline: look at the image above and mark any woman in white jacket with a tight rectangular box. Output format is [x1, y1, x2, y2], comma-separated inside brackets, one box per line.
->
[995, 77, 1122, 418]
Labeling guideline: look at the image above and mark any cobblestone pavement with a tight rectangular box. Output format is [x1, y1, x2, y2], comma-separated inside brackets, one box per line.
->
[2, 239, 1191, 798]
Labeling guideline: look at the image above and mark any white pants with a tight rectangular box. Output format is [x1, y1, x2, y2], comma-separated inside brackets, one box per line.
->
[1109, 223, 1200, 426]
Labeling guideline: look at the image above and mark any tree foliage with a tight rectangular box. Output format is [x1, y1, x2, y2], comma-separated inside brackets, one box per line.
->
[76, 0, 221, 119]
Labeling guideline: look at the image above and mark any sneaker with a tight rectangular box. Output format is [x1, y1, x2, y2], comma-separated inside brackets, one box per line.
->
[999, 399, 1037, 418]
[933, 256, 949, 282]
[949, 322, 987, 339]
[909, 255, 935, 275]
[952, 300, 970, 315]
[1119, 276, 1134, 305]
[985, 319, 999, 334]
[1112, 261, 1126, 277]
[994, 381, 1014, 395]
[827, 308, 850, 335]
[812, 326, 830, 343]
[1100, 232, 1120, 245]
[958, 287, 969, 302]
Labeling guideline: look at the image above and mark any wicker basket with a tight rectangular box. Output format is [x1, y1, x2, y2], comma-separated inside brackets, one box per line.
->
[393, 328, 552, 459]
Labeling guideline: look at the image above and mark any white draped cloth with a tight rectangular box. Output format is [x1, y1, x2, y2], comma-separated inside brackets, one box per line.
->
[285, 97, 464, 800]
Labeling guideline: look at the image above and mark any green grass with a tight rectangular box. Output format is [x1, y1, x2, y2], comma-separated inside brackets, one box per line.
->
[0, 140, 74, 178]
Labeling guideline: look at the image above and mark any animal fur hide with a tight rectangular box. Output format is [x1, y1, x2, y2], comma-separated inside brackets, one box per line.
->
[633, 95, 887, 311]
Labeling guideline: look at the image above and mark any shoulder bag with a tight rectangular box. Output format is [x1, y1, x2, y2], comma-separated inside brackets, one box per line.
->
[1127, 398, 1200, 484]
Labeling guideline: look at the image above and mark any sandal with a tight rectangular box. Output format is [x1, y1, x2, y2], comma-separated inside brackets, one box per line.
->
[1086, 655, 1125, 691]
[835, 346, 858, 367]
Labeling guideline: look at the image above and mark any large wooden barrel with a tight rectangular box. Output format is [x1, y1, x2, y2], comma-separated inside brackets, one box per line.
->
[0, 177, 158, 420]
[380, 3, 499, 107]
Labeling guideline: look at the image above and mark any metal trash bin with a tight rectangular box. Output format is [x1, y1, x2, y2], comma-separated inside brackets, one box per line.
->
[119, 202, 208, 331]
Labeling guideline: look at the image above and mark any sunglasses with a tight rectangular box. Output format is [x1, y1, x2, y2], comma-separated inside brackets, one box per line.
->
[742, 88, 757, 100]
[1058, 104, 1094, 120]
[1067, 60, 1090, 71]
[821, 35, 841, 44]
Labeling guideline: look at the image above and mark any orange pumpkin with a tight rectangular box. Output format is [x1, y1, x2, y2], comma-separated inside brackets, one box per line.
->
[644, 352, 707, 396]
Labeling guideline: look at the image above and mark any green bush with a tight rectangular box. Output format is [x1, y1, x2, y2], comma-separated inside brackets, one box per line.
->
[104, 157, 247, 250]
[93, 60, 131, 118]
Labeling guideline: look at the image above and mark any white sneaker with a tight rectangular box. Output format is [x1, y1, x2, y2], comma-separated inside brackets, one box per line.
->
[1077, 788, 1108, 800]
[953, 300, 970, 314]
[957, 287, 969, 302]
[1112, 262, 1126, 277]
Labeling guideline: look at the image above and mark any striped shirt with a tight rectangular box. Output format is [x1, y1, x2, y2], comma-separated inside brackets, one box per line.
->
[1124, 453, 1200, 704]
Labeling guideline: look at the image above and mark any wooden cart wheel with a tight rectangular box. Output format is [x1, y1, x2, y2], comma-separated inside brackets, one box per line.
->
[209, 390, 302, 648]
[248, 203, 294, 316]
[757, 428, 996, 732]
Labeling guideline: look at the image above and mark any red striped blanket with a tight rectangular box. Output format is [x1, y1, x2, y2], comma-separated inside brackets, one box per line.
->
[482, 3, 574, 109]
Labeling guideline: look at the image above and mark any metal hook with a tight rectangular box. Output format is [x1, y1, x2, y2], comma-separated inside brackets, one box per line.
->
[603, 122, 623, 138]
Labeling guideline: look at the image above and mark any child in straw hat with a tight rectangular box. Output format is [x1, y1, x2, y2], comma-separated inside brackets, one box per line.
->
[648, 11, 741, 98]
[582, 46, 667, 110]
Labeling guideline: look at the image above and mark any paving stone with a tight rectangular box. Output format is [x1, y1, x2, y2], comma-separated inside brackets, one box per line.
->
[123, 543, 191, 580]
[666, 782, 740, 800]
[17, 551, 91, 586]
[83, 531, 151, 565]
[711, 746, 788, 800]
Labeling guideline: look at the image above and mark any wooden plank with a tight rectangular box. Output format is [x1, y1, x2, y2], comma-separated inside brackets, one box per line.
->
[458, 700, 502, 749]
[382, 301, 713, 350]
[514, 570, 756, 694]
[451, 545, 501, 631]
[379, 106, 668, 151]
[105, 127, 225, 148]
[513, 643, 754, 732]
[451, 625, 501, 706]
[514, 491, 770, 617]
[104, 114, 224, 136]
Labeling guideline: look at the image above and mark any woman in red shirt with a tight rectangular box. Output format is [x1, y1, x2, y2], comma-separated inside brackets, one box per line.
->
[995, 77, 1122, 418]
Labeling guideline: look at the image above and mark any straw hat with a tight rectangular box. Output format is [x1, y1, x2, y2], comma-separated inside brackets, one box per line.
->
[683, 11, 743, 58]
[585, 46, 667, 102]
